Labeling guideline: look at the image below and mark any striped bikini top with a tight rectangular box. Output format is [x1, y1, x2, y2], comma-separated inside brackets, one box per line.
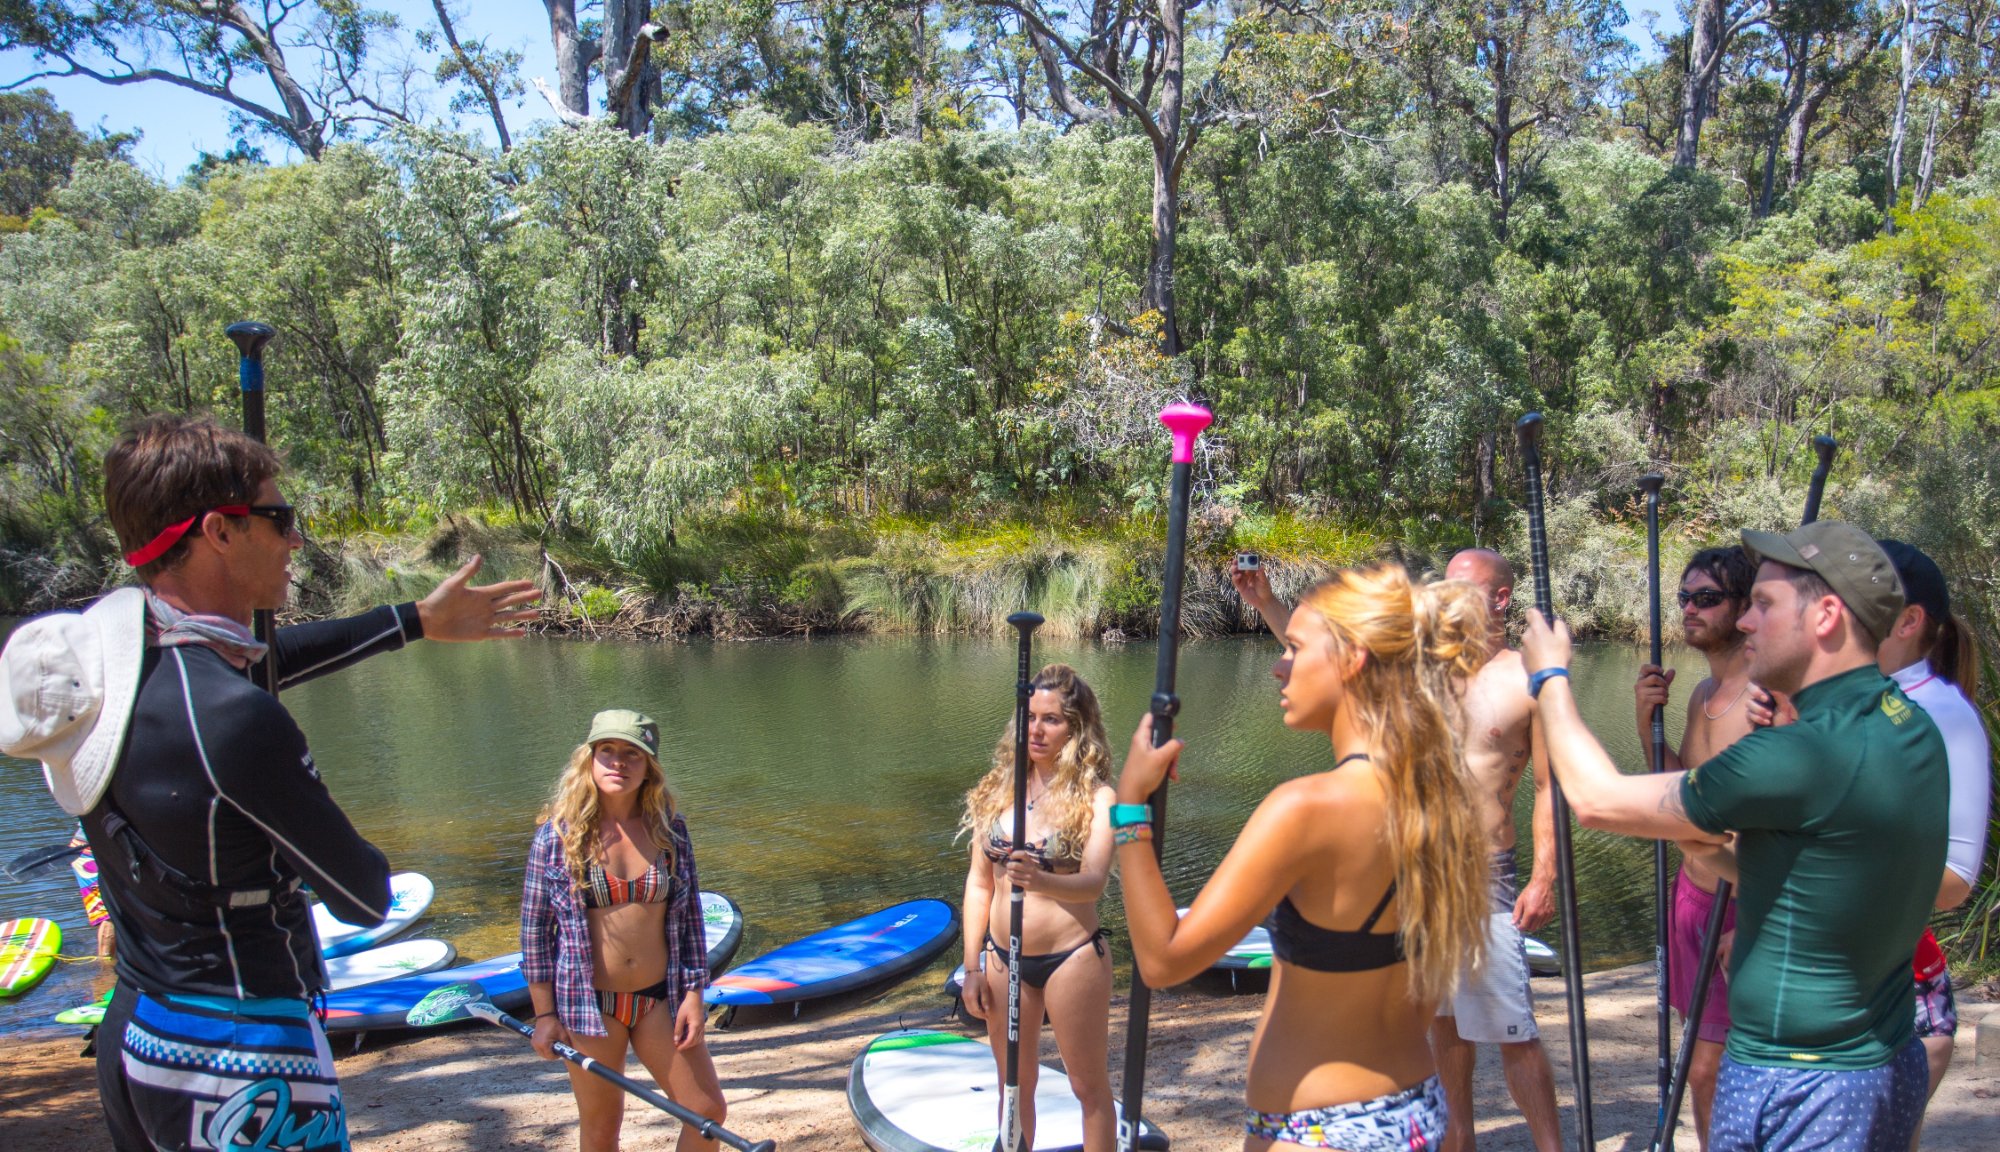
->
[580, 853, 671, 908]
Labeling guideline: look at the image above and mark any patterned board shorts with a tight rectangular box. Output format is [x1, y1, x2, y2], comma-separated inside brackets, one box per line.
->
[1244, 1075, 1446, 1150]
[108, 986, 348, 1151]
[1913, 966, 1957, 1040]
[1709, 1041, 1927, 1152]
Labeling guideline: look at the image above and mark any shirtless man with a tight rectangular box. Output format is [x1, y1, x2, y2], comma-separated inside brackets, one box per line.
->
[1631, 546, 1759, 1150]
[1233, 549, 1562, 1152]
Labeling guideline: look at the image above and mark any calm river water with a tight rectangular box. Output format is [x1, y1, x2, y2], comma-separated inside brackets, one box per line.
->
[0, 632, 1707, 1036]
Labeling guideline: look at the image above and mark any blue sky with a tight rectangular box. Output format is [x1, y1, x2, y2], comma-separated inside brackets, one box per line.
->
[3, 1, 1681, 179]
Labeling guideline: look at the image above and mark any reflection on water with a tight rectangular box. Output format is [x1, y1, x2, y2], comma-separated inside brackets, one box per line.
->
[0, 631, 1709, 1037]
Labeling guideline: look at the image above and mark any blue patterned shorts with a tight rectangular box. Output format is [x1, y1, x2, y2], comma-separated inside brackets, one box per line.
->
[1245, 1075, 1445, 1149]
[117, 990, 348, 1151]
[1709, 1040, 1927, 1152]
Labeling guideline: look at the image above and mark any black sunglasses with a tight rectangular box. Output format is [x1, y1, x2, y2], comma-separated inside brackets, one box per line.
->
[1676, 588, 1730, 609]
[230, 503, 298, 537]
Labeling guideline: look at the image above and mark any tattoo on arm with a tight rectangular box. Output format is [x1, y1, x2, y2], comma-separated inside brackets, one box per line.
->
[1656, 784, 1688, 824]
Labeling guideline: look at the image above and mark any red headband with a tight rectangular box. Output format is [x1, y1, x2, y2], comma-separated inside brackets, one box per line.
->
[124, 505, 251, 568]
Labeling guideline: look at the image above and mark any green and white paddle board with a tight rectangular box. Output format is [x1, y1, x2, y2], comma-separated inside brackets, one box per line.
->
[1175, 908, 1272, 971]
[848, 1029, 1168, 1152]
[57, 990, 113, 1026]
[1524, 936, 1560, 976]
[0, 917, 62, 998]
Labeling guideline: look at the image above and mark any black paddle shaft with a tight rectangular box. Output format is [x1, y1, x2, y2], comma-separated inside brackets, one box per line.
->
[485, 1005, 775, 1152]
[1003, 609, 1043, 1152]
[226, 320, 281, 697]
[1516, 413, 1596, 1152]
[1118, 405, 1208, 1152]
[1655, 436, 1837, 1151]
[1640, 471, 1671, 1109]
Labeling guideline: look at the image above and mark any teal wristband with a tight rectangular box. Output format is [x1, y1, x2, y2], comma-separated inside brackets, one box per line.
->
[1527, 667, 1570, 698]
[1109, 803, 1152, 829]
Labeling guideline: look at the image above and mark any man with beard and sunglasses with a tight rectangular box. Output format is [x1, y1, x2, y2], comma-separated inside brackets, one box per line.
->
[1629, 545, 1759, 1149]
[0, 415, 541, 1152]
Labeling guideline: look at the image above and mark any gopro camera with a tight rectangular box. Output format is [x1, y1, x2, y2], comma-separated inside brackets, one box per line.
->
[1234, 552, 1261, 572]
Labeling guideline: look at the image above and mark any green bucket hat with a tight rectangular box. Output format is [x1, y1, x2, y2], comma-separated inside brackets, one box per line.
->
[1740, 521, 1905, 641]
[585, 708, 659, 759]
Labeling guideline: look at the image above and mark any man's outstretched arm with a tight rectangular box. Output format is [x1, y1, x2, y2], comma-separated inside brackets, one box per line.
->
[1523, 610, 1725, 843]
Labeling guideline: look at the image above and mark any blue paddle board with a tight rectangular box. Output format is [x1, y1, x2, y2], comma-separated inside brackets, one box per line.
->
[707, 899, 957, 1008]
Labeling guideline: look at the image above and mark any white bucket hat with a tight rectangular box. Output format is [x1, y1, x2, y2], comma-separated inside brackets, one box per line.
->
[0, 587, 146, 815]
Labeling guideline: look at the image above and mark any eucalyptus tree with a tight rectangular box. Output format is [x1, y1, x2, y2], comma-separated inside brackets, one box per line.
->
[1675, 0, 1769, 169]
[0, 1, 412, 158]
[0, 89, 134, 219]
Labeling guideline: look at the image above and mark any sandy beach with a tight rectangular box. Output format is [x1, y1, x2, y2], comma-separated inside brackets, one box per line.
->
[4, 961, 1993, 1150]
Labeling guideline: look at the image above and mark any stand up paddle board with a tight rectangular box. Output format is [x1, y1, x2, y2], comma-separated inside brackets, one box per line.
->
[322, 890, 742, 1034]
[0, 917, 62, 998]
[1525, 936, 1560, 976]
[326, 938, 457, 992]
[703, 891, 745, 973]
[313, 872, 434, 959]
[849, 1029, 1170, 1152]
[57, 990, 112, 1026]
[707, 898, 957, 1010]
[322, 951, 530, 1034]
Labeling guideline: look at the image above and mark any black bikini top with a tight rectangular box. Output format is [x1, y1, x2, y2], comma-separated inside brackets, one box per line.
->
[1263, 752, 1407, 973]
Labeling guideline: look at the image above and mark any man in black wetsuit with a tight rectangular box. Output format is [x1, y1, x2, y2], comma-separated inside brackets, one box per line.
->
[1, 415, 539, 1152]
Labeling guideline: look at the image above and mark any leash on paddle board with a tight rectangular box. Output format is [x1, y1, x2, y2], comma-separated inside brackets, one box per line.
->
[1639, 470, 1670, 1112]
[1116, 402, 1211, 1152]
[225, 320, 282, 697]
[407, 982, 778, 1152]
[1002, 609, 1044, 1152]
[1, 842, 83, 881]
[1516, 412, 1596, 1152]
[1652, 434, 1836, 1152]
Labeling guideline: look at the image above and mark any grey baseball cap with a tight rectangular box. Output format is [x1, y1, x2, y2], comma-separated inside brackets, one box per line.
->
[1740, 521, 1905, 641]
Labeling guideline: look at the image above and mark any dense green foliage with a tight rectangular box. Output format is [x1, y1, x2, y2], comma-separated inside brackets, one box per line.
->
[3, 0, 1998, 971]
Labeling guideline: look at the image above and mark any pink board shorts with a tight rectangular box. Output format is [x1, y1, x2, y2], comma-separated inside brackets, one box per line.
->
[1669, 867, 1735, 1044]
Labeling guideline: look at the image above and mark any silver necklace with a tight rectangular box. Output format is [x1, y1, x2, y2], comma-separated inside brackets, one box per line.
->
[1703, 678, 1752, 720]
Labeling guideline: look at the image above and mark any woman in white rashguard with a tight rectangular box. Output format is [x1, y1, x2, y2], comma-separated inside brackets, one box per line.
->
[1873, 540, 1990, 1137]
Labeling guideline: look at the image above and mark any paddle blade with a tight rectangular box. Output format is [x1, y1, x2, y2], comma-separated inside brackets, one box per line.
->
[3, 843, 82, 881]
[406, 981, 490, 1027]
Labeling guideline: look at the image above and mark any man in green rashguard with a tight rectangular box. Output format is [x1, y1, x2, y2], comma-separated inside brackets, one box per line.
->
[1517, 521, 1948, 1152]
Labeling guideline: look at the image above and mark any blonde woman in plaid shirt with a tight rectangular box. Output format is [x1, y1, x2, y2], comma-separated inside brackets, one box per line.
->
[521, 710, 726, 1152]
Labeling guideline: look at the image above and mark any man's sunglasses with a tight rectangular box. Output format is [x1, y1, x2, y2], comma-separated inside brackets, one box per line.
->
[222, 503, 299, 537]
[1676, 589, 1731, 609]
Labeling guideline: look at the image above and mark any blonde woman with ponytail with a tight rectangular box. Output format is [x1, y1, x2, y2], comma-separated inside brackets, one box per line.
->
[520, 710, 727, 1152]
[1114, 564, 1493, 1151]
[960, 664, 1119, 1152]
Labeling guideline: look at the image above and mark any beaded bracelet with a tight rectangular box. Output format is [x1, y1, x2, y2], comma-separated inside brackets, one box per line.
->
[1114, 824, 1153, 846]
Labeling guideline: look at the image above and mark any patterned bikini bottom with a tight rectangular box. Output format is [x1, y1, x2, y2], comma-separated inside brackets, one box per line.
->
[1244, 1075, 1446, 1150]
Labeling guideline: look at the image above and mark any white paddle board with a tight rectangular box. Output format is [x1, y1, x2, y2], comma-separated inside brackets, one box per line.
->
[313, 872, 433, 959]
[1525, 936, 1560, 976]
[325, 937, 457, 992]
[849, 1029, 1169, 1151]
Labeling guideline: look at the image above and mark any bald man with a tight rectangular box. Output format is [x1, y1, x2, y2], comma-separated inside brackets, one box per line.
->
[1230, 550, 1563, 1152]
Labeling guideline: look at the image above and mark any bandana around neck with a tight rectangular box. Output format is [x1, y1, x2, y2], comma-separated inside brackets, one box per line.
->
[144, 590, 268, 672]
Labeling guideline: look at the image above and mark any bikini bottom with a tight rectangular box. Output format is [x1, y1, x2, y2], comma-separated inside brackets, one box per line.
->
[595, 977, 671, 1031]
[1244, 1075, 1445, 1150]
[983, 928, 1108, 989]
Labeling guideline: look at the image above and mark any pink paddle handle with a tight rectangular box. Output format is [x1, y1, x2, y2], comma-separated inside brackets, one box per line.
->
[1159, 403, 1212, 464]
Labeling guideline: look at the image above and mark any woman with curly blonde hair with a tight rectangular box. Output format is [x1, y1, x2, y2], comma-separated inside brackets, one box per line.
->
[1114, 563, 1494, 1151]
[521, 709, 726, 1152]
[959, 663, 1119, 1151]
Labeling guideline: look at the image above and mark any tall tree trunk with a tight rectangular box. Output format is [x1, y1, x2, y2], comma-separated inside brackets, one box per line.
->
[1885, 0, 1919, 232]
[1143, 0, 1187, 357]
[1674, 0, 1726, 168]
[222, 1, 325, 156]
[1915, 98, 1941, 209]
[542, 0, 597, 118]
[603, 0, 658, 137]
[1786, 79, 1833, 190]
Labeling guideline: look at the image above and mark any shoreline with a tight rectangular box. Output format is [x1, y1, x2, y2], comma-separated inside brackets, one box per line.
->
[6, 961, 1992, 1150]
